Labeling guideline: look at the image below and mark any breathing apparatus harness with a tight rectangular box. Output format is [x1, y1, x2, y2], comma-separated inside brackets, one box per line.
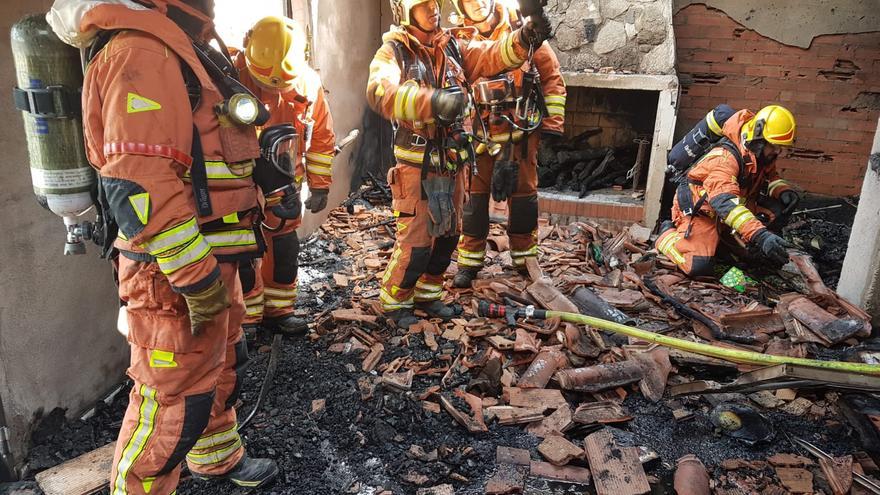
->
[85, 26, 270, 258]
[469, 15, 547, 166]
[388, 38, 476, 190]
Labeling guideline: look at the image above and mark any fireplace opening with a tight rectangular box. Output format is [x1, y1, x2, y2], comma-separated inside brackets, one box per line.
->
[538, 87, 659, 198]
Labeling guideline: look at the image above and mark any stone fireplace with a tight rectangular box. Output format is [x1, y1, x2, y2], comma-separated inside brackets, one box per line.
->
[537, 0, 679, 229]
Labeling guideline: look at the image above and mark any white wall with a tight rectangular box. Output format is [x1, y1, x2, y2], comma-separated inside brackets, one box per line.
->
[0, 0, 128, 467]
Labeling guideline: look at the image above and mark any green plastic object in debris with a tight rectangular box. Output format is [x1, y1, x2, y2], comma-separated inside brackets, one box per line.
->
[720, 267, 755, 293]
[721, 267, 746, 292]
[590, 243, 603, 264]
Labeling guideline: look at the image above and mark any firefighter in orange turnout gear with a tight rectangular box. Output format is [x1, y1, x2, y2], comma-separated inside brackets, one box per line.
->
[49, 0, 278, 491]
[450, 0, 566, 287]
[233, 16, 336, 334]
[655, 105, 800, 277]
[367, 0, 550, 328]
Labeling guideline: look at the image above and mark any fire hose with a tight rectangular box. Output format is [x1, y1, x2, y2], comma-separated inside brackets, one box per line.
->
[238, 333, 283, 432]
[476, 301, 880, 376]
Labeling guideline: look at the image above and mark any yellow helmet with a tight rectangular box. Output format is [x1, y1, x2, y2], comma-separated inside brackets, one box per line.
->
[390, 0, 439, 27]
[742, 104, 797, 147]
[244, 16, 307, 90]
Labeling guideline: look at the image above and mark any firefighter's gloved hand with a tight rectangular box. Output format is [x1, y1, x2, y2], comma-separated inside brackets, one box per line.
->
[423, 176, 456, 237]
[304, 189, 329, 213]
[751, 229, 791, 266]
[431, 87, 466, 127]
[779, 190, 800, 215]
[491, 160, 519, 202]
[521, 11, 552, 46]
[271, 191, 302, 219]
[184, 278, 230, 336]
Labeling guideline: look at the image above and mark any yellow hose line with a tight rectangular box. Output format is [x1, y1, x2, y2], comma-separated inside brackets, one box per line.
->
[546, 310, 880, 377]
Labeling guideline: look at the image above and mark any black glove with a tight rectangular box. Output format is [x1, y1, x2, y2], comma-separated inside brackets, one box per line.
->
[520, 11, 552, 46]
[750, 229, 791, 266]
[779, 190, 800, 215]
[491, 160, 519, 202]
[430, 87, 466, 127]
[422, 176, 456, 237]
[270, 190, 302, 219]
[304, 189, 329, 213]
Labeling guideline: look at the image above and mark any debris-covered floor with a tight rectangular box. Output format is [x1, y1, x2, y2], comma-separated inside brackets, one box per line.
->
[17, 192, 880, 495]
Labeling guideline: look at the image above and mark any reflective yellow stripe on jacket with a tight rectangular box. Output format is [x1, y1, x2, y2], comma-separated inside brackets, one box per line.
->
[545, 94, 566, 117]
[305, 151, 333, 177]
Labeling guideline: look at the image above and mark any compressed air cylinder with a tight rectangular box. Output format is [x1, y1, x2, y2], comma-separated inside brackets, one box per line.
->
[666, 103, 736, 175]
[11, 15, 95, 222]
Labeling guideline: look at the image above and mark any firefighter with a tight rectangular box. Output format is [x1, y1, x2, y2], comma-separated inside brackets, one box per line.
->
[449, 0, 566, 287]
[655, 105, 800, 277]
[49, 0, 277, 491]
[233, 16, 336, 334]
[366, 0, 550, 328]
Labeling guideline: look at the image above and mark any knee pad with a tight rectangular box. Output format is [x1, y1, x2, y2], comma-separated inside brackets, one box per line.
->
[462, 193, 490, 240]
[225, 339, 250, 410]
[508, 195, 538, 235]
[238, 260, 257, 293]
[426, 236, 459, 276]
[401, 246, 431, 289]
[272, 231, 300, 284]
[156, 391, 215, 475]
[688, 256, 716, 278]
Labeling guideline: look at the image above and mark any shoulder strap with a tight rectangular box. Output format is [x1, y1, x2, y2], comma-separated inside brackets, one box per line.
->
[716, 138, 746, 185]
[388, 40, 414, 80]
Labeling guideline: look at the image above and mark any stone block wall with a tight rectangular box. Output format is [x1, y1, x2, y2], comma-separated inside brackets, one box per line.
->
[674, 4, 880, 197]
[546, 0, 676, 74]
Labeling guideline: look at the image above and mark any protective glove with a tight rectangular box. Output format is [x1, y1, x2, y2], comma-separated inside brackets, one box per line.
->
[183, 278, 230, 336]
[430, 87, 466, 127]
[520, 11, 552, 46]
[779, 190, 800, 216]
[270, 190, 302, 219]
[750, 229, 791, 266]
[491, 160, 519, 202]
[304, 189, 329, 213]
[422, 176, 456, 237]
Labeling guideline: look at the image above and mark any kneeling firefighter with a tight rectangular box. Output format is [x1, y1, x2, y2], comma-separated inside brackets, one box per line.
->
[233, 16, 336, 334]
[47, 0, 278, 491]
[655, 104, 801, 277]
[366, 0, 550, 328]
[449, 0, 566, 287]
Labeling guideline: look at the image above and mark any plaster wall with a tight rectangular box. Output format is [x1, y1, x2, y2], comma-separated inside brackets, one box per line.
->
[674, 0, 880, 48]
[0, 0, 127, 467]
[298, 0, 385, 235]
[837, 119, 880, 326]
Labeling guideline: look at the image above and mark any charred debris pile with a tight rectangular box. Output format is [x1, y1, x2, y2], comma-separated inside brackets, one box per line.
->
[19, 188, 878, 495]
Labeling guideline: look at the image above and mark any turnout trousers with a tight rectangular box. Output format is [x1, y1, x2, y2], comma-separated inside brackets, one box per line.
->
[656, 194, 784, 277]
[380, 162, 466, 311]
[111, 258, 248, 495]
[457, 133, 540, 271]
[239, 209, 301, 325]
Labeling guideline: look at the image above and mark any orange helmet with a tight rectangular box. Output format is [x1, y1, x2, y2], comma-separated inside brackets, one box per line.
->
[243, 16, 307, 90]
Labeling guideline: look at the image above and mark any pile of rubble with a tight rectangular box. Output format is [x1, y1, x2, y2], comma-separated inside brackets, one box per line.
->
[314, 197, 880, 494]
[17, 191, 878, 494]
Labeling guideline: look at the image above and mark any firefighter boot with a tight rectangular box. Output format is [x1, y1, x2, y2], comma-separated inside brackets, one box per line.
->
[416, 300, 463, 320]
[386, 308, 419, 329]
[194, 456, 279, 488]
[452, 267, 479, 288]
[263, 314, 309, 336]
